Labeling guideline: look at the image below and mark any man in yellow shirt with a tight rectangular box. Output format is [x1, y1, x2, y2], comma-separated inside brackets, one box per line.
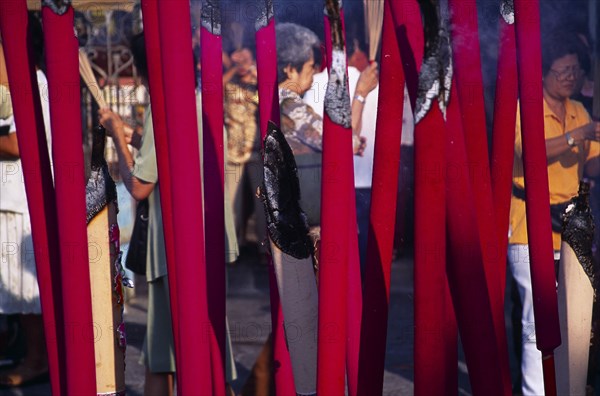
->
[508, 32, 600, 395]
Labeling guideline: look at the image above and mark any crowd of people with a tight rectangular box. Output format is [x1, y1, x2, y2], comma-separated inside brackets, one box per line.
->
[0, 7, 599, 396]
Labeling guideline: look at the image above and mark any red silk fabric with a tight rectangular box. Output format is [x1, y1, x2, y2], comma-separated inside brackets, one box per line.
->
[447, 0, 512, 391]
[139, 0, 181, 375]
[0, 2, 64, 393]
[357, 1, 404, 393]
[42, 6, 97, 394]
[255, 16, 297, 395]
[491, 18, 518, 294]
[156, 1, 212, 393]
[201, 20, 227, 395]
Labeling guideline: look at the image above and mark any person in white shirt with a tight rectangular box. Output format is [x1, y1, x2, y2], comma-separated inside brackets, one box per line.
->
[0, 13, 52, 387]
[303, 63, 380, 268]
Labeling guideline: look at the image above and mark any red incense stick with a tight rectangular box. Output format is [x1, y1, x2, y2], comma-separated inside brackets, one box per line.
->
[42, 5, 97, 394]
[156, 1, 213, 393]
[0, 2, 64, 393]
[139, 1, 182, 382]
[200, 5, 227, 393]
[513, 0, 561, 393]
[357, 1, 404, 393]
[255, 6, 297, 394]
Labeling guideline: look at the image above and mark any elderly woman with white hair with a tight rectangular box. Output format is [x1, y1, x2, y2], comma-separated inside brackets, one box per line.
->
[256, 22, 377, 396]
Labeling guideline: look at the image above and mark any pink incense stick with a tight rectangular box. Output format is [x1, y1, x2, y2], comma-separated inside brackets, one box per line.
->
[0, 3, 64, 393]
[388, 2, 458, 394]
[317, 2, 352, 394]
[200, 3, 227, 392]
[255, 4, 297, 394]
[357, 0, 404, 393]
[139, 0, 182, 384]
[491, 12, 518, 295]
[447, 0, 512, 390]
[156, 1, 213, 393]
[444, 82, 510, 395]
[513, 0, 561, 394]
[413, 102, 456, 396]
[325, 10, 363, 396]
[42, 5, 97, 394]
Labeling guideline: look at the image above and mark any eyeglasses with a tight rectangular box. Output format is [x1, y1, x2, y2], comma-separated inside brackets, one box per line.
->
[548, 66, 584, 81]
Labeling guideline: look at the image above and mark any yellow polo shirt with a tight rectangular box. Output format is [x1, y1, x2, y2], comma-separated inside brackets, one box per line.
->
[509, 98, 600, 250]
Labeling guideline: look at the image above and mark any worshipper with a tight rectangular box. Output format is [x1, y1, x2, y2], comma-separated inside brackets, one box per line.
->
[508, 31, 600, 396]
[99, 32, 238, 396]
[0, 14, 52, 387]
[223, 47, 267, 260]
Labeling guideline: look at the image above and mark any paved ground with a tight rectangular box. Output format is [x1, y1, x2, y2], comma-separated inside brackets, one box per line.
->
[2, 248, 499, 395]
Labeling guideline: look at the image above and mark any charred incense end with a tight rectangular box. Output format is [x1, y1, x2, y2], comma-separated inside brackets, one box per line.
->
[562, 181, 596, 289]
[500, 0, 515, 25]
[324, 0, 345, 50]
[255, 0, 274, 31]
[324, 49, 352, 128]
[261, 122, 313, 259]
[201, 0, 222, 36]
[42, 0, 72, 15]
[414, 0, 452, 123]
[86, 126, 118, 224]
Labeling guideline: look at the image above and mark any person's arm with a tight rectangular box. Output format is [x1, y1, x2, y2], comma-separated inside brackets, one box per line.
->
[351, 62, 378, 135]
[223, 67, 237, 85]
[545, 121, 600, 160]
[98, 109, 155, 201]
[586, 155, 600, 177]
[0, 132, 18, 159]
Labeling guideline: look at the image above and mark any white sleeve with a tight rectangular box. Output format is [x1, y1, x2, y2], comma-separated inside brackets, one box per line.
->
[8, 114, 16, 134]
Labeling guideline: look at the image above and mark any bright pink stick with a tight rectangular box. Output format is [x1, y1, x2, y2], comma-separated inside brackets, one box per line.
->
[139, 0, 182, 385]
[445, 82, 509, 395]
[42, 5, 97, 394]
[324, 10, 363, 396]
[317, 8, 352, 393]
[255, 12, 297, 395]
[446, 0, 512, 391]
[413, 103, 455, 396]
[346, 181, 362, 396]
[156, 2, 212, 393]
[513, 0, 561, 392]
[491, 15, 518, 294]
[357, 1, 404, 393]
[0, 2, 64, 393]
[201, 14, 227, 395]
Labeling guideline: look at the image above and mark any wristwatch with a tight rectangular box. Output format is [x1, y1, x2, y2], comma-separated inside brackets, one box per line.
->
[354, 94, 366, 104]
[565, 132, 576, 147]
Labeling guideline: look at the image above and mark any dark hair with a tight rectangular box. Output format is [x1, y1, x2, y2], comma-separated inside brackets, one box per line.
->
[28, 12, 44, 70]
[130, 32, 148, 80]
[130, 31, 198, 89]
[542, 31, 588, 77]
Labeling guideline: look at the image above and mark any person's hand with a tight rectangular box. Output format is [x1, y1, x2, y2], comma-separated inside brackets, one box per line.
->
[353, 135, 367, 156]
[98, 108, 124, 139]
[355, 62, 379, 97]
[571, 121, 600, 143]
[124, 125, 143, 150]
[593, 121, 600, 141]
[230, 48, 256, 78]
